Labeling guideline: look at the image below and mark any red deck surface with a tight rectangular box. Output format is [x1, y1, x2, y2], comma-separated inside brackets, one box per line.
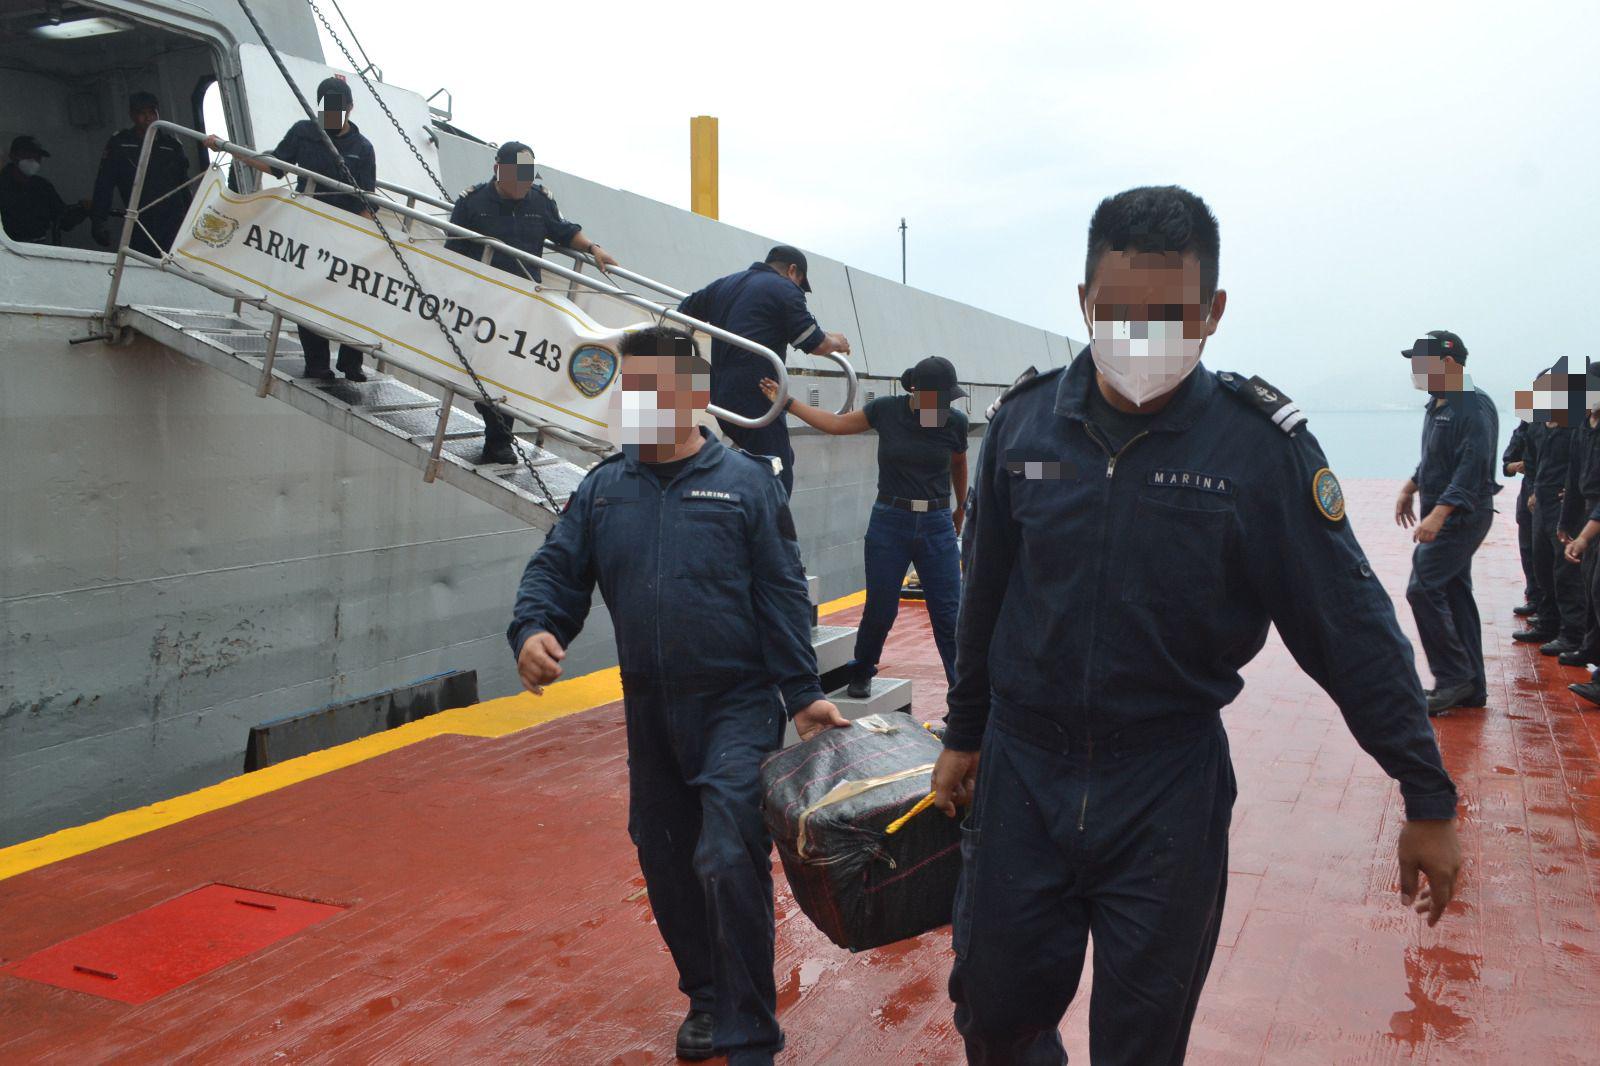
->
[2, 480, 1599, 1063]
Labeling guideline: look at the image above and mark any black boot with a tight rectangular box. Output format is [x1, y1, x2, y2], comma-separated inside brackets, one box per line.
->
[1514, 625, 1557, 643]
[1426, 682, 1475, 717]
[1568, 681, 1600, 707]
[846, 672, 873, 700]
[1559, 648, 1595, 668]
[675, 1009, 714, 1061]
[1513, 603, 1537, 617]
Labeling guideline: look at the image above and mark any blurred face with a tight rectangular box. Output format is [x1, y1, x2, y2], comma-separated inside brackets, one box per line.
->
[1078, 250, 1224, 406]
[131, 105, 159, 133]
[320, 97, 351, 130]
[494, 152, 537, 199]
[1409, 354, 1466, 394]
[614, 353, 710, 458]
[1513, 369, 1590, 426]
[910, 386, 952, 427]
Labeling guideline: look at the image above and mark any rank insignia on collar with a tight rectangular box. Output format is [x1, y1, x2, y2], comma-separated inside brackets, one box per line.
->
[1313, 467, 1346, 522]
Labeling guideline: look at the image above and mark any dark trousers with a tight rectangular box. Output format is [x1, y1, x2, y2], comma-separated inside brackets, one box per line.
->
[1516, 484, 1536, 601]
[717, 418, 794, 497]
[950, 714, 1236, 1066]
[1532, 501, 1585, 642]
[624, 678, 786, 1063]
[1406, 505, 1494, 692]
[475, 400, 513, 453]
[851, 501, 962, 684]
[295, 324, 363, 376]
[1582, 545, 1600, 660]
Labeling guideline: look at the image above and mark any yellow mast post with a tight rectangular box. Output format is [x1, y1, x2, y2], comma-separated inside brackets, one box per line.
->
[690, 115, 718, 220]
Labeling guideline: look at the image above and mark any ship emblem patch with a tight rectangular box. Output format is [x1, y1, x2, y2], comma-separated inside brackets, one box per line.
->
[568, 345, 618, 398]
[1313, 467, 1345, 522]
[191, 207, 239, 248]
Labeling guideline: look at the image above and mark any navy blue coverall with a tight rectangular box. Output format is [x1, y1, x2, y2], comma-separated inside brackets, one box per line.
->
[1503, 422, 1536, 603]
[269, 119, 378, 377]
[91, 126, 192, 254]
[1406, 389, 1500, 694]
[444, 181, 584, 453]
[1523, 420, 1583, 644]
[1560, 413, 1600, 662]
[944, 351, 1458, 1065]
[507, 431, 822, 1064]
[678, 263, 829, 496]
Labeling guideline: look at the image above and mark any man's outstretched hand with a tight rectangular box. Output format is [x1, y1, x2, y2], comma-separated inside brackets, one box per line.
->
[932, 749, 981, 817]
[1397, 818, 1462, 926]
[516, 631, 566, 695]
[793, 700, 849, 741]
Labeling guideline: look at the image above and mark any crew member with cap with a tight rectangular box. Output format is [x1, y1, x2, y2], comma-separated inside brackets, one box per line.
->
[679, 246, 852, 496]
[92, 91, 193, 254]
[1395, 331, 1500, 715]
[1503, 418, 1538, 616]
[1, 135, 89, 245]
[934, 186, 1460, 1065]
[759, 355, 970, 696]
[444, 141, 618, 464]
[1509, 361, 1583, 659]
[209, 76, 377, 381]
[509, 326, 845, 1065]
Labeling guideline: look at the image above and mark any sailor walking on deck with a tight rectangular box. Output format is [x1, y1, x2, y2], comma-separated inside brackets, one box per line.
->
[933, 186, 1461, 1066]
[1507, 361, 1585, 661]
[1558, 361, 1600, 702]
[679, 247, 852, 496]
[759, 356, 969, 696]
[1395, 332, 1500, 716]
[210, 76, 377, 382]
[443, 140, 619, 463]
[507, 327, 846, 1066]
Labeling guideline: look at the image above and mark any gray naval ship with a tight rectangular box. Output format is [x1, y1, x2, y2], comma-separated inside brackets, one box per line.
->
[0, 0, 1083, 844]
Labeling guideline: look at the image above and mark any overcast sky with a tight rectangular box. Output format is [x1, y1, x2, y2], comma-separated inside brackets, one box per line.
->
[325, 0, 1596, 411]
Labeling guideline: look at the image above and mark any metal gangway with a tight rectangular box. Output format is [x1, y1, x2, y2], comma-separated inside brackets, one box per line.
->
[96, 121, 858, 532]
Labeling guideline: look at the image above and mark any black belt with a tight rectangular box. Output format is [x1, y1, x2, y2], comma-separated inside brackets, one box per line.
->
[878, 493, 948, 513]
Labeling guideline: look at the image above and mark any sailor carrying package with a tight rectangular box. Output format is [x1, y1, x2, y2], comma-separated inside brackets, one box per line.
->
[761, 712, 962, 951]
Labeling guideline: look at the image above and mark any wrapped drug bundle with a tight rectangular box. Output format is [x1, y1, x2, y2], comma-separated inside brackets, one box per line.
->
[761, 712, 962, 952]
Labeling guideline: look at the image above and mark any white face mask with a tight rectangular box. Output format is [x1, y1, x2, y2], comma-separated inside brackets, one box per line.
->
[1084, 307, 1208, 407]
[607, 388, 682, 448]
[17, 159, 40, 177]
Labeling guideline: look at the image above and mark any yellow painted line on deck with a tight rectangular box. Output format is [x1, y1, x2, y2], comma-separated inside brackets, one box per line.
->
[0, 590, 868, 882]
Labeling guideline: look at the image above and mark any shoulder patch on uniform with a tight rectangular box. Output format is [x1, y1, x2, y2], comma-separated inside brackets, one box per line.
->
[1312, 466, 1346, 522]
[1216, 371, 1308, 436]
[459, 182, 485, 199]
[728, 445, 785, 479]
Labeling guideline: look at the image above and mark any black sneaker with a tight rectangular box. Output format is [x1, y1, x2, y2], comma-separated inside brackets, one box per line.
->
[846, 675, 873, 700]
[1513, 627, 1557, 644]
[300, 366, 336, 380]
[675, 1009, 714, 1061]
[1426, 682, 1475, 717]
[477, 446, 517, 465]
[1513, 603, 1538, 617]
[1541, 638, 1578, 657]
[1570, 681, 1600, 707]
[343, 369, 369, 383]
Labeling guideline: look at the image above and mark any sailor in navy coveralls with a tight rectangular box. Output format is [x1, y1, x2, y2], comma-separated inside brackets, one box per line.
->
[931, 187, 1462, 1066]
[507, 327, 846, 1065]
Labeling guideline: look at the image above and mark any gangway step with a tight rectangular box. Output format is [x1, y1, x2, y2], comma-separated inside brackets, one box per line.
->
[782, 677, 914, 747]
[117, 305, 597, 530]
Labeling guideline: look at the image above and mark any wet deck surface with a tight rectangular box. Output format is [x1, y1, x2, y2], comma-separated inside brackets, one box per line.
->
[2, 480, 1599, 1064]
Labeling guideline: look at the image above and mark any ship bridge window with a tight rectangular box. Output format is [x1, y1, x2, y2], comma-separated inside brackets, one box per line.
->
[0, 1, 224, 254]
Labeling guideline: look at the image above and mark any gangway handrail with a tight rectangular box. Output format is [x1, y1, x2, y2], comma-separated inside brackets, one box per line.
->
[105, 120, 819, 432]
[369, 177, 860, 417]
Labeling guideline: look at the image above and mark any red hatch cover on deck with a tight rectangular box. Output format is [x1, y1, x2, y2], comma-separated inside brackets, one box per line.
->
[0, 884, 345, 1004]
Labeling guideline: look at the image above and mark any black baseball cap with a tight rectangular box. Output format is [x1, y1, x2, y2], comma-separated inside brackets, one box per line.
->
[128, 91, 159, 111]
[495, 141, 535, 165]
[316, 76, 353, 107]
[766, 245, 811, 292]
[1401, 330, 1468, 361]
[902, 355, 968, 399]
[9, 134, 47, 158]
